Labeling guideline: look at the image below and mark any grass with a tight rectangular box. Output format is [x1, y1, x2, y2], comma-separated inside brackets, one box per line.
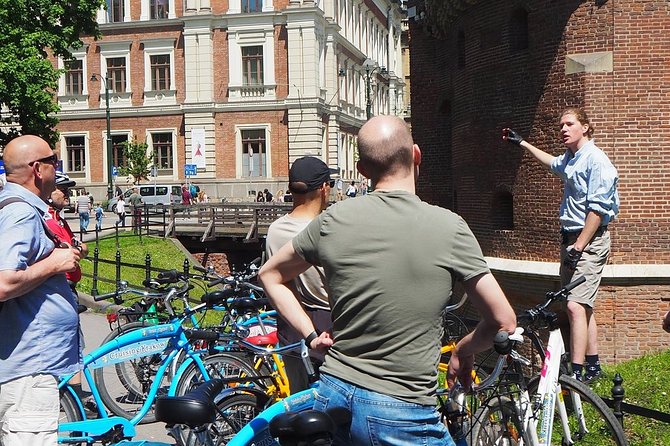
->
[79, 232, 200, 297]
[590, 350, 670, 445]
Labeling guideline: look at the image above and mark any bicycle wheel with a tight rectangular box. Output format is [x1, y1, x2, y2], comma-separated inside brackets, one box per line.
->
[185, 393, 261, 446]
[526, 374, 628, 446]
[59, 389, 83, 444]
[175, 353, 261, 445]
[93, 321, 169, 424]
[470, 396, 529, 446]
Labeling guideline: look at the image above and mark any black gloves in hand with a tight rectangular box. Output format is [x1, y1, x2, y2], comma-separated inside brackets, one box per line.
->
[503, 128, 524, 146]
[563, 247, 582, 271]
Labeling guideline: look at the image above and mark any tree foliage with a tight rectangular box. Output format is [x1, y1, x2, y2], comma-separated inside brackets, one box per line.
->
[0, 0, 105, 148]
[119, 138, 154, 185]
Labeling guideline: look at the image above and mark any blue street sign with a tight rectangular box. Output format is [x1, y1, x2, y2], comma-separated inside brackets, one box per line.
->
[56, 160, 63, 173]
[0, 161, 4, 175]
[184, 164, 197, 176]
[112, 166, 118, 177]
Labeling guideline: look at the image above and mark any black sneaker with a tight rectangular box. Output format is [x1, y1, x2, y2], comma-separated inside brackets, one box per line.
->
[77, 304, 88, 314]
[584, 369, 603, 384]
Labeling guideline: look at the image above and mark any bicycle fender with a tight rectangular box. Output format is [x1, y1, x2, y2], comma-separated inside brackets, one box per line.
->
[168, 356, 198, 395]
[214, 386, 271, 408]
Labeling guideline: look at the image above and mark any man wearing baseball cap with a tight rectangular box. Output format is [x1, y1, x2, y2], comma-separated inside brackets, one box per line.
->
[45, 172, 89, 300]
[265, 156, 337, 392]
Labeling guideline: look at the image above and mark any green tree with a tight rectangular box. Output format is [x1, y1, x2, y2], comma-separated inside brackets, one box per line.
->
[0, 0, 105, 147]
[119, 138, 154, 185]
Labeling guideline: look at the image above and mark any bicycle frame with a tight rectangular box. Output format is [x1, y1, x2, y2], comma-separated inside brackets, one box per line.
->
[476, 326, 589, 446]
[58, 319, 212, 443]
[226, 388, 318, 446]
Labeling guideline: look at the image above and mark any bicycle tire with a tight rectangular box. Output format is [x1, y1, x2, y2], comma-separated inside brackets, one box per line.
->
[525, 374, 627, 446]
[59, 388, 83, 444]
[185, 393, 261, 446]
[175, 353, 261, 444]
[469, 395, 531, 446]
[93, 320, 168, 424]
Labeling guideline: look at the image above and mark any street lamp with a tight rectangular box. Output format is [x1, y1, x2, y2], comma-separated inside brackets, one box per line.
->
[363, 58, 387, 120]
[90, 73, 114, 200]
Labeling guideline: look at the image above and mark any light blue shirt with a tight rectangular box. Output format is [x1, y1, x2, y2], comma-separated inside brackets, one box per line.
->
[550, 140, 620, 232]
[0, 182, 80, 384]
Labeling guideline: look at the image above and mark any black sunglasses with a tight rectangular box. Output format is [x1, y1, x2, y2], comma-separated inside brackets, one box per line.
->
[28, 153, 59, 167]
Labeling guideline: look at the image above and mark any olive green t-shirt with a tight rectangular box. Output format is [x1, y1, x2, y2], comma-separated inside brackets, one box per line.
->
[292, 190, 489, 404]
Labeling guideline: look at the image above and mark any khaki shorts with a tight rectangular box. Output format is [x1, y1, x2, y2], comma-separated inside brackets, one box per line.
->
[560, 230, 610, 308]
[0, 374, 59, 446]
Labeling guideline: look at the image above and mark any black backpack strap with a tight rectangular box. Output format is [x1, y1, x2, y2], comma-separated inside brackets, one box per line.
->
[0, 197, 63, 247]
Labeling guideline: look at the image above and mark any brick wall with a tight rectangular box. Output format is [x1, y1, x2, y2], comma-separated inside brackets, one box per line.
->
[409, 0, 670, 264]
[408, 0, 670, 361]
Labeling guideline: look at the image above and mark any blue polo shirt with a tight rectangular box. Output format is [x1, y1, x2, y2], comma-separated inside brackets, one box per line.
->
[550, 140, 620, 232]
[0, 183, 80, 384]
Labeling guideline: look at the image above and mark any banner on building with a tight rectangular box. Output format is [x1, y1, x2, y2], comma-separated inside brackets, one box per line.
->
[190, 128, 206, 168]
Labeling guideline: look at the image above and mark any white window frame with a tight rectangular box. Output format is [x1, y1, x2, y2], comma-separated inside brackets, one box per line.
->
[103, 130, 133, 186]
[142, 39, 177, 105]
[97, 41, 133, 108]
[235, 124, 272, 179]
[140, 0, 176, 20]
[228, 0, 273, 14]
[228, 28, 276, 101]
[146, 128, 178, 180]
[59, 132, 91, 180]
[97, 0, 131, 24]
[57, 47, 89, 110]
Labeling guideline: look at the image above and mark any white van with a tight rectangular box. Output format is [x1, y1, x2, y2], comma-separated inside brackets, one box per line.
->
[108, 184, 181, 212]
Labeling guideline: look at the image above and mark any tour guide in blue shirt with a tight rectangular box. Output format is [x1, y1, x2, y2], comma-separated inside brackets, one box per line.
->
[503, 106, 619, 384]
[0, 135, 83, 445]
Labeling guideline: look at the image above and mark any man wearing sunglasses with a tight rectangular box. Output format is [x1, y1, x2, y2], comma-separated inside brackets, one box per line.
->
[265, 156, 337, 393]
[0, 135, 83, 445]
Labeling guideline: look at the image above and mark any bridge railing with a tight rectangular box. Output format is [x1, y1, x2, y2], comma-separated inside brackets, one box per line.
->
[143, 202, 292, 242]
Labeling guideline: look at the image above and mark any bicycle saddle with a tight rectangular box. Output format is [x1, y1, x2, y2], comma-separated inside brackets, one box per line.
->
[155, 379, 224, 427]
[269, 408, 352, 441]
[201, 288, 236, 306]
[228, 296, 269, 313]
[245, 330, 278, 346]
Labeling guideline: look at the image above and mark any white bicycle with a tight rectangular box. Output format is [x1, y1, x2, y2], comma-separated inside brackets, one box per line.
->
[446, 277, 628, 446]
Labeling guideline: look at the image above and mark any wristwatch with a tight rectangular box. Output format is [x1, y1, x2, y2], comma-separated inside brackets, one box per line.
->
[304, 330, 319, 347]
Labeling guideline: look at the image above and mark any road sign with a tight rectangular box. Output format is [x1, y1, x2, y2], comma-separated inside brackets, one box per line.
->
[184, 164, 197, 176]
[112, 166, 118, 177]
[150, 166, 157, 177]
[0, 161, 4, 175]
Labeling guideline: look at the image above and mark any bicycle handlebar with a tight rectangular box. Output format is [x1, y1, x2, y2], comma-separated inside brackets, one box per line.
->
[185, 329, 315, 378]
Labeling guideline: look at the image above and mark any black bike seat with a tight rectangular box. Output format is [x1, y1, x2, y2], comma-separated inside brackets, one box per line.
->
[269, 408, 351, 439]
[201, 289, 236, 306]
[155, 379, 223, 427]
[228, 296, 268, 312]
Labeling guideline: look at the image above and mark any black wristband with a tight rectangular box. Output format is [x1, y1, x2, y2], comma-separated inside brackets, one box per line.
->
[304, 331, 319, 346]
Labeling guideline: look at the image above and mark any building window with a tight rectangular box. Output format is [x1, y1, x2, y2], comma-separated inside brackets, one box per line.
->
[107, 0, 124, 22]
[152, 132, 174, 169]
[112, 134, 129, 168]
[492, 190, 514, 230]
[150, 55, 170, 91]
[242, 0, 262, 13]
[510, 8, 529, 51]
[65, 136, 86, 172]
[64, 60, 83, 96]
[150, 0, 169, 19]
[106, 57, 127, 93]
[457, 30, 466, 68]
[242, 46, 263, 85]
[241, 129, 266, 177]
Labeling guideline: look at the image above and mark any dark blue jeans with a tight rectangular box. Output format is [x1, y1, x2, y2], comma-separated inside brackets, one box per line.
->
[314, 373, 455, 446]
